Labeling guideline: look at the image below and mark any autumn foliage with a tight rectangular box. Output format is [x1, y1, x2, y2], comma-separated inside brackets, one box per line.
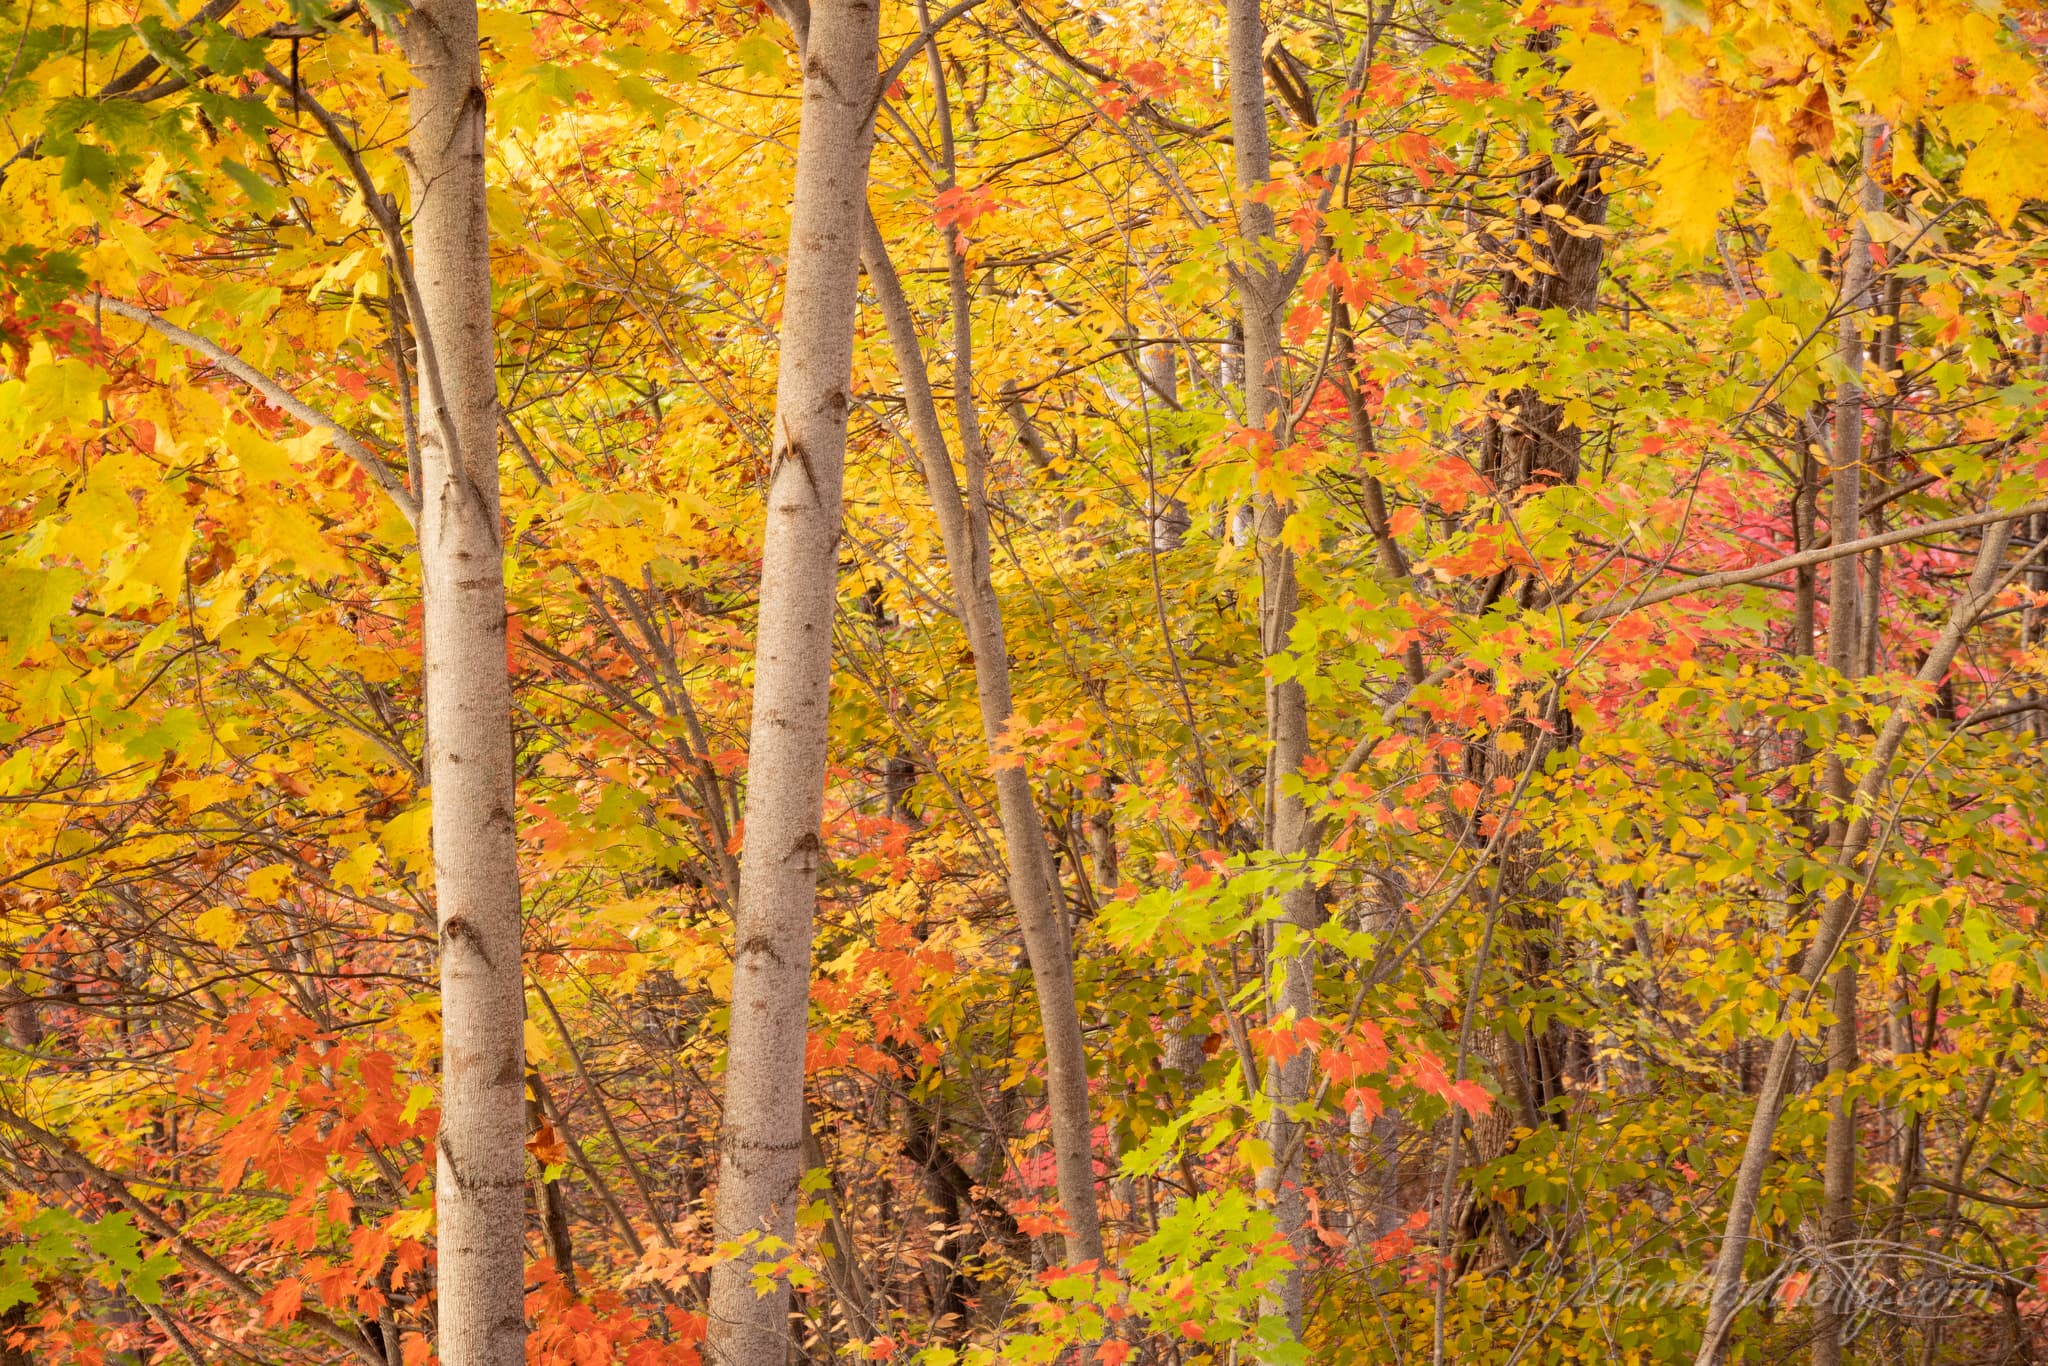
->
[3, 0, 2048, 1363]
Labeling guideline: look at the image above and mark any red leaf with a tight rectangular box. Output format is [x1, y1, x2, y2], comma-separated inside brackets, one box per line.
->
[264, 1278, 305, 1327]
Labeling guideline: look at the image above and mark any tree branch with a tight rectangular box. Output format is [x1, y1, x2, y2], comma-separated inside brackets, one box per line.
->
[1580, 499, 2048, 624]
[0, 1101, 386, 1366]
[87, 294, 420, 529]
[1329, 499, 2046, 784]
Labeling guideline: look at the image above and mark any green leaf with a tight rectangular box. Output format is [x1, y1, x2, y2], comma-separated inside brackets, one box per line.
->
[732, 34, 785, 79]
[59, 141, 118, 192]
[222, 161, 287, 215]
[85, 1214, 147, 1274]
[129, 1253, 178, 1306]
[0, 1252, 34, 1313]
[0, 566, 84, 666]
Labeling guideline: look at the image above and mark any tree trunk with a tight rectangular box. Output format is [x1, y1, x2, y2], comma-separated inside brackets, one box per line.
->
[1813, 130, 1879, 1366]
[1693, 513, 2021, 1366]
[861, 219, 1104, 1265]
[706, 4, 880, 1364]
[1222, 0, 1318, 1341]
[399, 5, 527, 1363]
[527, 1074, 578, 1298]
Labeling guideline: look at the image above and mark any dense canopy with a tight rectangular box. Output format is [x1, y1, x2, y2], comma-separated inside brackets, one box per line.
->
[2, 0, 2048, 1363]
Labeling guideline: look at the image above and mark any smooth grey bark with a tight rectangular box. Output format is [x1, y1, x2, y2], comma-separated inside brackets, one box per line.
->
[861, 218, 1105, 1265]
[920, 3, 1103, 1258]
[705, 4, 880, 1364]
[398, 5, 527, 1363]
[1581, 502, 2048, 624]
[1224, 0, 1318, 1340]
[1813, 132, 1880, 1366]
[1825, 142, 1879, 682]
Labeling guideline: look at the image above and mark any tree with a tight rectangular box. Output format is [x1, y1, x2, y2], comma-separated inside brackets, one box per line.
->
[399, 1, 530, 1361]
[862, 204, 1105, 1270]
[0, 0, 2046, 1364]
[705, 2, 881, 1363]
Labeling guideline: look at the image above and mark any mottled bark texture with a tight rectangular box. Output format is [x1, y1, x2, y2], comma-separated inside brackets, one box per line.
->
[706, 5, 880, 1365]
[399, 4, 527, 1362]
[1479, 97, 1610, 495]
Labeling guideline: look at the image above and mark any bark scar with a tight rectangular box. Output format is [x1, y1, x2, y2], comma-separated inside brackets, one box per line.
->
[442, 914, 493, 968]
[772, 413, 823, 505]
[437, 1133, 467, 1190]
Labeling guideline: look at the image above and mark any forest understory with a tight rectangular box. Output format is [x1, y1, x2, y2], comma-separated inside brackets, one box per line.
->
[3, 0, 2048, 1363]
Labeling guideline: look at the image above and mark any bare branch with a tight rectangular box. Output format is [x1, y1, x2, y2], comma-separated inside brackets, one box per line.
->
[1580, 498, 2048, 623]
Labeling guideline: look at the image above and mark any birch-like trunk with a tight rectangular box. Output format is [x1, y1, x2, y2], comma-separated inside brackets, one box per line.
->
[706, 4, 880, 1364]
[399, 5, 527, 1362]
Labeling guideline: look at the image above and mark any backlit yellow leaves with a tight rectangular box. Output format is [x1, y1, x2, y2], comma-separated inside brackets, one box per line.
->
[1960, 122, 2048, 226]
[1551, 0, 2048, 249]
[1847, 0, 2048, 224]
[1635, 101, 1755, 252]
[194, 905, 247, 951]
[1559, 33, 1645, 120]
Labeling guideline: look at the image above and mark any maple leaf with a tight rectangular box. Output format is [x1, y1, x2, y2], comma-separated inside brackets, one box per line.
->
[933, 184, 1011, 239]
[263, 1278, 305, 1327]
[527, 1119, 569, 1167]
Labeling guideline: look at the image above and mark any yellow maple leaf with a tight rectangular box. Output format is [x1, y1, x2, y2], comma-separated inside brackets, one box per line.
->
[243, 863, 292, 902]
[1559, 33, 1645, 119]
[1959, 118, 2048, 226]
[193, 906, 246, 951]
